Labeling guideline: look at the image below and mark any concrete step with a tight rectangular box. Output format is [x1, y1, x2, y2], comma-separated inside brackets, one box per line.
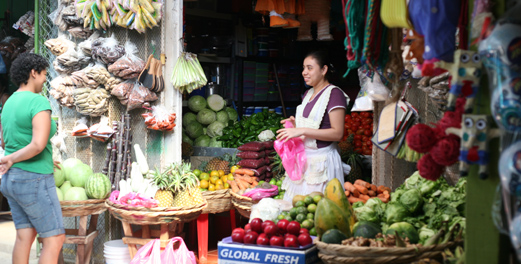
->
[0, 250, 39, 264]
[0, 215, 39, 260]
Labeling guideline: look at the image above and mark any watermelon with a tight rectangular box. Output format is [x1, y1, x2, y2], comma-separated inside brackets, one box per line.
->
[69, 163, 93, 188]
[353, 221, 382, 238]
[56, 188, 64, 201]
[321, 229, 348, 244]
[54, 166, 65, 187]
[62, 158, 84, 181]
[60, 181, 72, 195]
[85, 173, 111, 199]
[64, 187, 88, 201]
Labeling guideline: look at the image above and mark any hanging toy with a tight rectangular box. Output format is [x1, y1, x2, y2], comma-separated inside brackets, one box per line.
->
[408, 0, 461, 76]
[446, 114, 501, 179]
[435, 49, 483, 113]
[297, 0, 333, 41]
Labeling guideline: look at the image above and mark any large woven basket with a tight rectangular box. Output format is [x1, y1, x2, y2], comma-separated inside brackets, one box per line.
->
[105, 200, 207, 225]
[201, 189, 232, 214]
[315, 239, 463, 264]
[230, 190, 261, 218]
[60, 199, 107, 217]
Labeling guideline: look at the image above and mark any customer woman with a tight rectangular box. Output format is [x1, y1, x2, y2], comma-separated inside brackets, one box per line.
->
[0, 53, 65, 264]
[276, 50, 351, 202]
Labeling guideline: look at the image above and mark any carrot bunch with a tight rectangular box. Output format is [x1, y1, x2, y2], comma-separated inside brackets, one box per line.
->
[227, 169, 259, 194]
[344, 179, 391, 204]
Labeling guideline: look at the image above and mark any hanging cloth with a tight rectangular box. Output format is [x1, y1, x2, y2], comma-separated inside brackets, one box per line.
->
[343, 0, 366, 77]
[457, 0, 469, 49]
[362, 0, 389, 72]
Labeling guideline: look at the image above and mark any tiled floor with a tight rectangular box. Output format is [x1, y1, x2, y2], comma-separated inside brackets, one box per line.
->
[196, 249, 218, 264]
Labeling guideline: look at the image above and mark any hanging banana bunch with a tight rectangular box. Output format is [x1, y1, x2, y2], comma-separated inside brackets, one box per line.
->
[75, 0, 162, 33]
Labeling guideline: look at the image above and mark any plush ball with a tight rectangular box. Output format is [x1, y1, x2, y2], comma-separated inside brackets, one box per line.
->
[430, 135, 460, 166]
[406, 124, 437, 153]
[417, 154, 444, 181]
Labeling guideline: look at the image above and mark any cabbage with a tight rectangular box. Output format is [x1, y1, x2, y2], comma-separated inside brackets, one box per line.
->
[62, 158, 84, 181]
[182, 132, 193, 145]
[418, 226, 436, 245]
[186, 121, 204, 139]
[225, 107, 238, 122]
[386, 222, 419, 244]
[209, 137, 223, 147]
[216, 110, 229, 125]
[354, 205, 379, 223]
[188, 95, 207, 112]
[194, 135, 211, 147]
[207, 94, 225, 111]
[384, 201, 410, 224]
[207, 121, 226, 137]
[183, 112, 197, 127]
[399, 189, 423, 213]
[197, 109, 216, 125]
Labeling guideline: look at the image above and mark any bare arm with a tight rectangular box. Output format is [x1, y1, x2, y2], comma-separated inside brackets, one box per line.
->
[276, 108, 346, 142]
[0, 110, 51, 174]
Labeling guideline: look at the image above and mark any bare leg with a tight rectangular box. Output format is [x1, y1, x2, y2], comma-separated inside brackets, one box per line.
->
[13, 228, 37, 264]
[39, 234, 65, 264]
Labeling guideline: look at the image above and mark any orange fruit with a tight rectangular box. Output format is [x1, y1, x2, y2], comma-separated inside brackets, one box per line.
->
[210, 170, 219, 178]
[215, 179, 223, 186]
[199, 173, 210, 181]
[230, 165, 240, 173]
[224, 183, 230, 189]
[227, 174, 234, 181]
[216, 184, 224, 190]
[210, 176, 219, 184]
[218, 170, 225, 176]
[208, 184, 216, 191]
[199, 180, 209, 189]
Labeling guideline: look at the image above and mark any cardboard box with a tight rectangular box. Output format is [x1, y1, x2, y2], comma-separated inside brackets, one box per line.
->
[218, 238, 321, 264]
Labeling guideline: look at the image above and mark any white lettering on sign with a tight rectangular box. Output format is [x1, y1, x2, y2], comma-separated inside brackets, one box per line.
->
[220, 248, 260, 261]
[264, 254, 300, 264]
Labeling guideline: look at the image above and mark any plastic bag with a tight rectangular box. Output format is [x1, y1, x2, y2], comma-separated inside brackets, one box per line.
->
[237, 158, 266, 169]
[78, 32, 100, 56]
[53, 46, 91, 75]
[88, 116, 114, 142]
[91, 34, 125, 65]
[160, 237, 196, 264]
[49, 76, 75, 108]
[236, 151, 265, 159]
[127, 82, 158, 111]
[243, 184, 278, 201]
[44, 36, 75, 56]
[110, 191, 159, 208]
[274, 121, 306, 181]
[130, 239, 161, 264]
[249, 198, 281, 222]
[108, 40, 145, 79]
[238, 141, 265, 151]
[141, 106, 177, 131]
[72, 117, 88, 137]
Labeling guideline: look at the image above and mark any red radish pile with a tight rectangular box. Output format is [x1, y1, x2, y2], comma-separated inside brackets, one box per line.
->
[231, 218, 313, 248]
[343, 111, 374, 155]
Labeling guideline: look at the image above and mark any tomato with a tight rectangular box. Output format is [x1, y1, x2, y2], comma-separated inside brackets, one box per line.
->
[364, 130, 372, 136]
[363, 149, 372, 155]
[347, 129, 354, 134]
[354, 148, 362, 154]
[353, 121, 361, 127]
[353, 117, 361, 123]
[286, 221, 301, 236]
[364, 124, 372, 130]
[351, 112, 359, 117]
[355, 141, 362, 147]
[356, 130, 364, 135]
[362, 136, 369, 142]
[354, 134, 362, 140]
[360, 112, 369, 118]
[362, 118, 372, 125]
[366, 140, 373, 146]
[345, 115, 351, 121]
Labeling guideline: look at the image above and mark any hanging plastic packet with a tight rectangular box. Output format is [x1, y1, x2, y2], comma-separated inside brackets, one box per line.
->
[142, 106, 176, 131]
[127, 82, 158, 111]
[91, 34, 126, 65]
[72, 117, 89, 137]
[73, 87, 110, 116]
[51, 130, 67, 162]
[49, 75, 75, 108]
[108, 40, 145, 79]
[89, 116, 114, 142]
[53, 44, 91, 74]
[44, 35, 75, 56]
[78, 32, 100, 56]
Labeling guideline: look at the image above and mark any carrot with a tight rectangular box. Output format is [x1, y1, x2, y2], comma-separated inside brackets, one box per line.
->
[383, 187, 392, 193]
[345, 182, 360, 197]
[353, 184, 368, 195]
[370, 184, 377, 192]
[236, 174, 253, 184]
[377, 185, 386, 194]
[235, 169, 254, 176]
[228, 180, 239, 193]
[359, 194, 370, 201]
[355, 179, 371, 189]
[251, 180, 258, 187]
[383, 191, 390, 199]
[236, 179, 247, 190]
[348, 196, 365, 204]
[376, 194, 389, 203]
[345, 190, 350, 197]
[367, 190, 376, 197]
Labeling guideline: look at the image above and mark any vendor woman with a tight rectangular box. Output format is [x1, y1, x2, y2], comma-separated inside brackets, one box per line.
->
[276, 50, 351, 202]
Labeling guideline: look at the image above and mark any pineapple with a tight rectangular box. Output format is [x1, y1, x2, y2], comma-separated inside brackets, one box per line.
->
[171, 162, 206, 207]
[339, 134, 354, 154]
[204, 154, 237, 174]
[153, 169, 174, 207]
[341, 150, 365, 183]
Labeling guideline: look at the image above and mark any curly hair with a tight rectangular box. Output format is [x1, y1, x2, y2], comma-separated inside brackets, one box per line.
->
[9, 53, 49, 87]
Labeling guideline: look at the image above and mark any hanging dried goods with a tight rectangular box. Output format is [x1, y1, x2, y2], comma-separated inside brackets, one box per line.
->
[91, 35, 125, 65]
[49, 76, 76, 108]
[44, 37, 75, 56]
[53, 48, 91, 74]
[107, 41, 145, 79]
[73, 87, 111, 116]
[111, 81, 158, 111]
[141, 106, 176, 131]
[171, 52, 207, 93]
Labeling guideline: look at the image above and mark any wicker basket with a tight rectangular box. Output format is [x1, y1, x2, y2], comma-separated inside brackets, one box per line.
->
[105, 200, 207, 225]
[201, 189, 232, 214]
[230, 190, 261, 218]
[60, 199, 107, 217]
[315, 239, 463, 264]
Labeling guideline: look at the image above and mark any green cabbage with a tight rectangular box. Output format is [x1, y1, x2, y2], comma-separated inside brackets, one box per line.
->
[399, 189, 423, 213]
[209, 137, 223, 147]
[225, 107, 238, 122]
[418, 226, 436, 245]
[197, 109, 216, 125]
[207, 94, 225, 112]
[384, 201, 410, 224]
[216, 110, 229, 125]
[183, 112, 197, 127]
[194, 135, 211, 147]
[182, 132, 193, 145]
[207, 121, 226, 137]
[186, 121, 204, 139]
[188, 95, 207, 112]
[386, 222, 419, 244]
[354, 205, 380, 223]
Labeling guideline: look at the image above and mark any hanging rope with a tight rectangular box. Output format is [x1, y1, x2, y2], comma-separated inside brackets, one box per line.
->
[343, 0, 365, 77]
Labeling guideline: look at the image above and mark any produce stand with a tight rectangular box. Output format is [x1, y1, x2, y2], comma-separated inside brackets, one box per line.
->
[105, 200, 207, 258]
[37, 199, 106, 264]
[230, 190, 257, 218]
[314, 239, 463, 264]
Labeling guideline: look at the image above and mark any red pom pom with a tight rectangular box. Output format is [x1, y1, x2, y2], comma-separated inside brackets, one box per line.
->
[417, 154, 444, 181]
[436, 111, 462, 136]
[430, 135, 460, 166]
[406, 124, 437, 153]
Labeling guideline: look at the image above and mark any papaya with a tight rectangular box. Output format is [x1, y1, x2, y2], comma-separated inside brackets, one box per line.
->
[321, 229, 348, 244]
[314, 197, 352, 238]
[324, 178, 356, 232]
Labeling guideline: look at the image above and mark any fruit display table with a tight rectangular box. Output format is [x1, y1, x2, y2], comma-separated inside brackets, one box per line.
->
[38, 199, 106, 264]
[105, 200, 207, 259]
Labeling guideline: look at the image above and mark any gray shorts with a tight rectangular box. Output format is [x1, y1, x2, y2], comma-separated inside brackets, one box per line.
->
[0, 167, 65, 238]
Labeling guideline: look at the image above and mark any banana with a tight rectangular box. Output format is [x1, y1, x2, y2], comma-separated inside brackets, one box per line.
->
[139, 0, 154, 13]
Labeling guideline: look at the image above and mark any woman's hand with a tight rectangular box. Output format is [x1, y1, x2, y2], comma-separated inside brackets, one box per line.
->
[0, 156, 13, 174]
[276, 127, 306, 142]
[54, 160, 61, 170]
[280, 116, 296, 127]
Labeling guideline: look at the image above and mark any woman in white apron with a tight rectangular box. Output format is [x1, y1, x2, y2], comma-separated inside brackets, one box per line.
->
[277, 51, 351, 202]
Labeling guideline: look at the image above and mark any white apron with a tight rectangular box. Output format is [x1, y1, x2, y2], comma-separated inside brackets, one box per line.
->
[282, 85, 351, 202]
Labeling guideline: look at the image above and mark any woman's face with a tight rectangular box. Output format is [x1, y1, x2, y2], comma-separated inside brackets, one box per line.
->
[302, 56, 327, 87]
[33, 69, 47, 92]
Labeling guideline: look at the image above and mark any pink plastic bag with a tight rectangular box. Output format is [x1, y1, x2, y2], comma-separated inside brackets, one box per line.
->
[130, 239, 161, 264]
[161, 237, 196, 264]
[274, 121, 307, 181]
[242, 184, 279, 201]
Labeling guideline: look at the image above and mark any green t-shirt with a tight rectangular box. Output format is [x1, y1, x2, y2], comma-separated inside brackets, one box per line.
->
[1, 91, 57, 174]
